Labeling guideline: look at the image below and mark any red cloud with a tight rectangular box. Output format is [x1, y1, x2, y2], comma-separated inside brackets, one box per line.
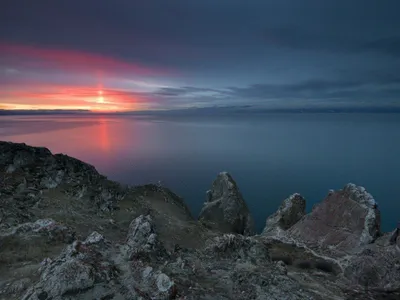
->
[0, 42, 171, 77]
[12, 87, 152, 103]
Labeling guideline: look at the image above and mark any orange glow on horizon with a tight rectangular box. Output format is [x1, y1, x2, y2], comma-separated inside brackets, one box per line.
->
[1, 84, 154, 112]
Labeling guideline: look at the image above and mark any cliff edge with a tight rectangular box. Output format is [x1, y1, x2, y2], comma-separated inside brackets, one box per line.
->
[1, 141, 399, 300]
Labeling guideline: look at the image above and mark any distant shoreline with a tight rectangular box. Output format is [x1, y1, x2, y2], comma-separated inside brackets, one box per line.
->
[1, 107, 400, 116]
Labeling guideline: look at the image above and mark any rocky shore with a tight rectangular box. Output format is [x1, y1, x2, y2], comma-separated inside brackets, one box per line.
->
[1, 141, 399, 300]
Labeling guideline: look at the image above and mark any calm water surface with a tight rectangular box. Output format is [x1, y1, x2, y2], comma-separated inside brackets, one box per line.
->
[1, 114, 399, 232]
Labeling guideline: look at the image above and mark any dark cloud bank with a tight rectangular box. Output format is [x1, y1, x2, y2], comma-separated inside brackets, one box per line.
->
[1, 0, 400, 111]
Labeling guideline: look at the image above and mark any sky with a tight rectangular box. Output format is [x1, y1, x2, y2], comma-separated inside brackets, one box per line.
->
[1, 0, 400, 112]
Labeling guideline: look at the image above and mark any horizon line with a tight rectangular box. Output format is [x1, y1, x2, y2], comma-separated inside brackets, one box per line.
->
[1, 106, 400, 116]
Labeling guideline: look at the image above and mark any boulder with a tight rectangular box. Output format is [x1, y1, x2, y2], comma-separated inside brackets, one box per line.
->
[288, 183, 381, 255]
[205, 233, 270, 262]
[93, 187, 124, 212]
[199, 172, 255, 235]
[124, 214, 165, 260]
[1, 218, 75, 243]
[262, 193, 306, 236]
[40, 170, 64, 189]
[128, 263, 177, 300]
[22, 235, 118, 300]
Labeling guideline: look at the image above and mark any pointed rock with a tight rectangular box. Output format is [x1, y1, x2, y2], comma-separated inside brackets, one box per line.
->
[199, 172, 255, 235]
[288, 183, 381, 256]
[389, 228, 400, 245]
[262, 193, 306, 236]
[125, 215, 165, 260]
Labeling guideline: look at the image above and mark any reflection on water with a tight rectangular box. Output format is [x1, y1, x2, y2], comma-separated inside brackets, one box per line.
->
[99, 117, 110, 152]
[1, 114, 400, 232]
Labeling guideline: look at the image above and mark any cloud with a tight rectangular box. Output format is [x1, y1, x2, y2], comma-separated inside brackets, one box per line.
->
[227, 80, 361, 99]
[153, 87, 221, 97]
[0, 43, 171, 77]
[144, 72, 400, 109]
[262, 28, 400, 58]
[225, 76, 400, 108]
[362, 36, 400, 57]
[261, 28, 351, 52]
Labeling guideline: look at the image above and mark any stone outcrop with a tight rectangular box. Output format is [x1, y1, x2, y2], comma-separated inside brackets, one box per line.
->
[1, 218, 75, 244]
[123, 214, 166, 260]
[262, 193, 306, 236]
[17, 215, 317, 300]
[22, 232, 118, 300]
[260, 183, 400, 296]
[199, 172, 255, 235]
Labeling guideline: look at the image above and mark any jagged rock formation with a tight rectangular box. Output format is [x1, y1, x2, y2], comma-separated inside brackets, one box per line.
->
[1, 141, 400, 300]
[199, 172, 255, 235]
[261, 183, 400, 299]
[22, 216, 178, 300]
[287, 183, 381, 256]
[19, 214, 317, 300]
[262, 193, 306, 236]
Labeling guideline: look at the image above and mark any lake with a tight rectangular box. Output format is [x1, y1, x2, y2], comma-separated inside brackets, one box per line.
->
[1, 113, 399, 232]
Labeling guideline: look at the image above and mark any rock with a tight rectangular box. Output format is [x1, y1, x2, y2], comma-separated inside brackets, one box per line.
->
[12, 151, 35, 169]
[39, 257, 53, 273]
[276, 260, 288, 274]
[262, 193, 306, 236]
[344, 243, 400, 290]
[142, 266, 153, 279]
[3, 141, 397, 300]
[6, 164, 16, 173]
[199, 172, 255, 235]
[389, 228, 399, 245]
[206, 189, 212, 202]
[129, 267, 177, 299]
[83, 231, 104, 245]
[2, 278, 32, 295]
[16, 177, 28, 193]
[40, 170, 64, 189]
[41, 260, 95, 296]
[343, 183, 381, 244]
[287, 183, 381, 256]
[231, 262, 312, 300]
[156, 273, 174, 292]
[0, 142, 52, 169]
[1, 218, 75, 243]
[53, 153, 101, 183]
[206, 233, 269, 262]
[93, 187, 124, 212]
[125, 214, 165, 260]
[22, 235, 118, 300]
